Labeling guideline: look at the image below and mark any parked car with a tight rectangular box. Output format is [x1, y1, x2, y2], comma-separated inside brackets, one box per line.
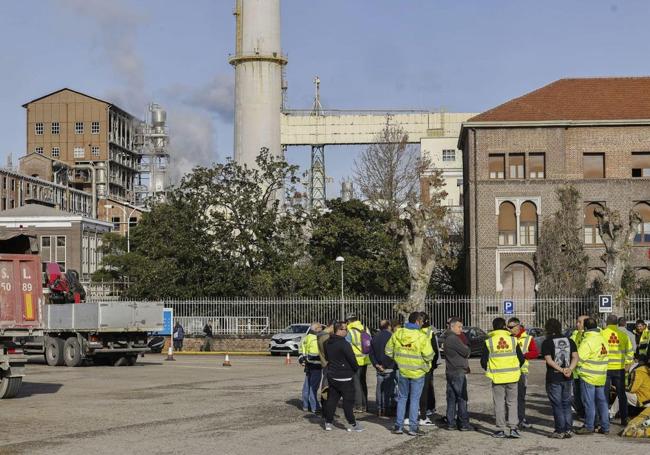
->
[269, 324, 313, 356]
[437, 326, 488, 357]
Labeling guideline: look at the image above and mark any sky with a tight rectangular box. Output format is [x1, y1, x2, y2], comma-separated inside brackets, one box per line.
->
[1, 0, 650, 195]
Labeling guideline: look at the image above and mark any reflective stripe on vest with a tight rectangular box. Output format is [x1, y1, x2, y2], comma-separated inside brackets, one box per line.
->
[518, 333, 532, 374]
[578, 332, 608, 386]
[486, 332, 521, 384]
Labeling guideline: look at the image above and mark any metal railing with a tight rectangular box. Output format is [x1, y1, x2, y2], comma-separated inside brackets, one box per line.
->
[159, 296, 650, 335]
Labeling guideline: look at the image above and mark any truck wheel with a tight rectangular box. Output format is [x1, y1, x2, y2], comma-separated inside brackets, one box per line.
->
[0, 376, 22, 399]
[113, 356, 128, 367]
[126, 355, 138, 366]
[63, 337, 83, 367]
[45, 337, 65, 367]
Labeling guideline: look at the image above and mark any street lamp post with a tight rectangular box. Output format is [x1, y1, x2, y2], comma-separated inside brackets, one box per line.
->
[335, 256, 345, 320]
[104, 204, 138, 252]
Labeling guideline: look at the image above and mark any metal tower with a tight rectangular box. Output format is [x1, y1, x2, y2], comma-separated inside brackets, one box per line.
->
[309, 76, 326, 210]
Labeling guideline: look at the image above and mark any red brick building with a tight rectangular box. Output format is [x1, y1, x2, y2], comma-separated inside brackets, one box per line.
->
[459, 77, 650, 298]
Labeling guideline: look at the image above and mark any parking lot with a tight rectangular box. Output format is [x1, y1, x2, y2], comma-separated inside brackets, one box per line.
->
[0, 355, 647, 455]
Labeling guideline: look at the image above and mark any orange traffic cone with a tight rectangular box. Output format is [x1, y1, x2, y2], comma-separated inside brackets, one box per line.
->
[285, 353, 292, 366]
[165, 346, 175, 361]
[222, 354, 232, 367]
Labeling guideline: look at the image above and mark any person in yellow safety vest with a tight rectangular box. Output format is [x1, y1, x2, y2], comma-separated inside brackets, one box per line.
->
[634, 320, 650, 359]
[345, 313, 371, 412]
[507, 317, 539, 430]
[575, 317, 610, 435]
[415, 312, 440, 427]
[385, 311, 434, 436]
[481, 317, 525, 439]
[299, 323, 323, 413]
[570, 315, 589, 419]
[601, 314, 634, 426]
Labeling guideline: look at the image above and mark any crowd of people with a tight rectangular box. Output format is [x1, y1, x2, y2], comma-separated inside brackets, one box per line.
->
[297, 312, 650, 438]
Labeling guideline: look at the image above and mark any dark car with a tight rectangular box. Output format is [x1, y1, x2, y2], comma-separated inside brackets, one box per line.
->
[437, 326, 488, 357]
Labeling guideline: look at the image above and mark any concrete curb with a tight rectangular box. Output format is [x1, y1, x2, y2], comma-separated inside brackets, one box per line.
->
[160, 351, 270, 356]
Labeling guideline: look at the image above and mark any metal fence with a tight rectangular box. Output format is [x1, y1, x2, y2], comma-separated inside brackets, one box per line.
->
[159, 296, 650, 336]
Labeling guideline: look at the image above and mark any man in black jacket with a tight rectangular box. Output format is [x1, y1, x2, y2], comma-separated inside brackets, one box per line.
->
[370, 320, 396, 416]
[323, 321, 364, 432]
[202, 321, 213, 352]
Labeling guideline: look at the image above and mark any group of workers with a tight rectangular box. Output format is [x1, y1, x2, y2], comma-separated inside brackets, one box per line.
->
[297, 312, 650, 438]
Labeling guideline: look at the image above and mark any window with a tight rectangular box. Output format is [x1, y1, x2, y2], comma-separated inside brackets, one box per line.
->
[74, 147, 84, 158]
[129, 216, 138, 228]
[519, 201, 538, 245]
[91, 146, 100, 157]
[583, 153, 605, 178]
[633, 202, 650, 244]
[51, 147, 60, 158]
[75, 122, 84, 134]
[35, 122, 43, 135]
[51, 122, 60, 134]
[41, 236, 51, 248]
[529, 153, 545, 179]
[91, 122, 100, 134]
[56, 236, 65, 247]
[584, 203, 604, 245]
[112, 216, 121, 231]
[632, 152, 650, 178]
[35, 147, 43, 155]
[489, 154, 505, 179]
[442, 149, 456, 162]
[498, 201, 517, 246]
[509, 154, 525, 179]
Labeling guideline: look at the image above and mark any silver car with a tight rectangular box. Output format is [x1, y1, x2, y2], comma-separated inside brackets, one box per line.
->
[269, 324, 312, 356]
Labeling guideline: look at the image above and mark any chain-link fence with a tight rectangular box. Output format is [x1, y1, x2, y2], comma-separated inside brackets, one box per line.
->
[156, 296, 650, 336]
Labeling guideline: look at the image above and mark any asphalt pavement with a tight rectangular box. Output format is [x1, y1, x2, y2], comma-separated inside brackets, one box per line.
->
[0, 355, 647, 454]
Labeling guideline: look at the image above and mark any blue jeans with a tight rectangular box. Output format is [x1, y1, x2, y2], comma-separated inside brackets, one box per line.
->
[580, 379, 609, 432]
[396, 372, 425, 431]
[446, 373, 469, 428]
[546, 381, 573, 433]
[604, 369, 628, 423]
[376, 370, 396, 412]
[301, 368, 322, 411]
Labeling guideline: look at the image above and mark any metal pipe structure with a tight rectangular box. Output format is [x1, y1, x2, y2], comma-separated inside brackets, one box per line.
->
[230, 0, 287, 168]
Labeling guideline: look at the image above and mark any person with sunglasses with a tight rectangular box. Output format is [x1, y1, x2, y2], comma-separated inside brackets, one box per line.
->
[507, 317, 539, 429]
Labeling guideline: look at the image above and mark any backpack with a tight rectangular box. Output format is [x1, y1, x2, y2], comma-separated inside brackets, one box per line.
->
[352, 326, 372, 355]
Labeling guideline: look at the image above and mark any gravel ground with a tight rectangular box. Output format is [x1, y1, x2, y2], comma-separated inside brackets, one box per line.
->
[0, 355, 647, 454]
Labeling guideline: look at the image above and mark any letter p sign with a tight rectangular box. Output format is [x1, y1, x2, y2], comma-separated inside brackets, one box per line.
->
[598, 295, 613, 313]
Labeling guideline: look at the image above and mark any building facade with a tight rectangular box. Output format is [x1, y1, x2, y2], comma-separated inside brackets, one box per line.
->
[459, 77, 650, 298]
[23, 88, 139, 202]
[0, 205, 111, 280]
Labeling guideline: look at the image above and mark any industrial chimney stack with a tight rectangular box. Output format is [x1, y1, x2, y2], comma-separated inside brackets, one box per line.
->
[230, 0, 287, 168]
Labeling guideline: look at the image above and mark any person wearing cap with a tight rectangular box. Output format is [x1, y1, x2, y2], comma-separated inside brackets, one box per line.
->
[601, 313, 634, 426]
[345, 312, 371, 412]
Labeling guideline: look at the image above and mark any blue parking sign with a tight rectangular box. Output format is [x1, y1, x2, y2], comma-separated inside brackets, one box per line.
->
[503, 300, 515, 315]
[159, 308, 173, 335]
[598, 295, 613, 313]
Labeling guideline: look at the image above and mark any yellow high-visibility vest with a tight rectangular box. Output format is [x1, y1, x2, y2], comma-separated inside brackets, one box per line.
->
[385, 327, 433, 379]
[485, 329, 521, 385]
[347, 320, 371, 366]
[638, 328, 650, 358]
[601, 325, 634, 370]
[299, 333, 321, 365]
[517, 332, 533, 375]
[577, 330, 609, 386]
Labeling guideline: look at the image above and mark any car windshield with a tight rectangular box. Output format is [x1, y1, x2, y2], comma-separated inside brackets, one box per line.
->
[283, 325, 309, 334]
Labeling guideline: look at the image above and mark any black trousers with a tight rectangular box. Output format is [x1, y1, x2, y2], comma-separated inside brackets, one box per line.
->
[419, 370, 434, 419]
[353, 365, 368, 410]
[324, 378, 356, 425]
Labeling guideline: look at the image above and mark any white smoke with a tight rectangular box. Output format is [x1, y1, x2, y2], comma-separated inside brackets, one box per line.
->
[166, 107, 217, 182]
[186, 73, 235, 123]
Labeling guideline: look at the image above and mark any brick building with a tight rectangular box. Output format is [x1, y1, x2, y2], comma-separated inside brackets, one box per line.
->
[459, 77, 650, 298]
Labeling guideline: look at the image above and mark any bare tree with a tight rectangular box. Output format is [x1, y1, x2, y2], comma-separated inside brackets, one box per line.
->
[594, 206, 642, 311]
[354, 122, 423, 214]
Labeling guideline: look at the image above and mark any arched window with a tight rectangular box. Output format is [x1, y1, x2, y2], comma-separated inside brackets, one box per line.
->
[498, 202, 517, 246]
[584, 203, 604, 245]
[633, 202, 650, 245]
[520, 201, 538, 246]
[501, 262, 536, 300]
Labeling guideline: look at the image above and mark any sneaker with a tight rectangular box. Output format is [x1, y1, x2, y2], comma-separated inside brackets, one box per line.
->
[519, 420, 533, 429]
[347, 423, 365, 432]
[406, 429, 425, 436]
[426, 409, 434, 416]
[509, 429, 521, 439]
[548, 431, 564, 439]
[419, 417, 437, 427]
[403, 418, 409, 425]
[492, 431, 507, 438]
[574, 426, 593, 435]
[562, 432, 573, 439]
[459, 425, 474, 432]
[324, 423, 333, 431]
[391, 426, 404, 435]
[595, 428, 609, 435]
[302, 407, 309, 412]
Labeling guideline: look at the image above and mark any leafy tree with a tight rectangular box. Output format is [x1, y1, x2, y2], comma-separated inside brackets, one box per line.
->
[535, 186, 589, 296]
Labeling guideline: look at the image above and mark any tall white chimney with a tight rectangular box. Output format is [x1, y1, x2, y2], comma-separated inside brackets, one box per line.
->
[230, 0, 287, 168]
